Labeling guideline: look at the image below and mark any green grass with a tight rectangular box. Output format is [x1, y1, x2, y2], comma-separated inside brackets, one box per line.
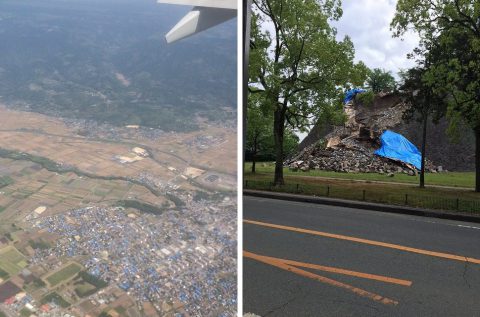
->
[246, 162, 475, 188]
[28, 239, 51, 250]
[74, 282, 97, 298]
[46, 263, 82, 287]
[245, 173, 480, 214]
[0, 310, 7, 317]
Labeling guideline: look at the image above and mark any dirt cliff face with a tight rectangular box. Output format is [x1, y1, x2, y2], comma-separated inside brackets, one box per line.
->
[294, 92, 475, 172]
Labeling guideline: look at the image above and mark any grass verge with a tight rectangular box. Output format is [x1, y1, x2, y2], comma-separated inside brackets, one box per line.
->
[245, 172, 480, 214]
[245, 162, 475, 188]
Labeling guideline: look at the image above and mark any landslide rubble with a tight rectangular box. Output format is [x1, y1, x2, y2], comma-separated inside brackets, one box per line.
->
[286, 92, 441, 175]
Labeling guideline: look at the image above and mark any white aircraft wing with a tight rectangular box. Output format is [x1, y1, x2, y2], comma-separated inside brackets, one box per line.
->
[157, 0, 237, 43]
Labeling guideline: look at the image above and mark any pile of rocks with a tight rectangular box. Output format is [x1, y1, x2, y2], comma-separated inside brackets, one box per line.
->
[286, 92, 444, 176]
[286, 142, 440, 176]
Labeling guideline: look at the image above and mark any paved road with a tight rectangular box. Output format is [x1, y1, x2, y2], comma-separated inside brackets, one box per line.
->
[243, 196, 480, 316]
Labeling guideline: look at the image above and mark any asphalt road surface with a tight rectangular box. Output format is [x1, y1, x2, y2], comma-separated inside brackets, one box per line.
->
[243, 196, 480, 316]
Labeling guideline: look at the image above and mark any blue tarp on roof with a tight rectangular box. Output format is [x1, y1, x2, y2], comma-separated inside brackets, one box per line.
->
[344, 88, 366, 104]
[374, 130, 422, 170]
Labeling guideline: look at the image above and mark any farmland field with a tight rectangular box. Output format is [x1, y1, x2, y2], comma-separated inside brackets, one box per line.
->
[45, 263, 82, 287]
[0, 246, 26, 275]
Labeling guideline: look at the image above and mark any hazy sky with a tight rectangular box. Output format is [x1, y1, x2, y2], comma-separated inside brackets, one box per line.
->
[333, 0, 419, 76]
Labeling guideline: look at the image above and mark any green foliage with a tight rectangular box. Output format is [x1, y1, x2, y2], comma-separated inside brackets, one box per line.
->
[392, 0, 480, 190]
[400, 66, 447, 123]
[73, 271, 108, 297]
[77, 271, 108, 288]
[246, 94, 299, 162]
[193, 191, 210, 202]
[356, 91, 375, 107]
[28, 239, 51, 250]
[315, 139, 328, 149]
[117, 200, 165, 215]
[366, 68, 396, 93]
[165, 193, 186, 208]
[249, 0, 365, 183]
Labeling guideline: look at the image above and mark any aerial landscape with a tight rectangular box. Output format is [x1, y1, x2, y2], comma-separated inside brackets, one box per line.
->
[0, 0, 237, 316]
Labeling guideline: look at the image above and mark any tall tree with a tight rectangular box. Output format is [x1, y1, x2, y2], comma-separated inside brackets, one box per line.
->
[249, 0, 366, 185]
[366, 68, 397, 93]
[246, 94, 299, 172]
[400, 61, 447, 188]
[246, 95, 271, 173]
[392, 0, 480, 191]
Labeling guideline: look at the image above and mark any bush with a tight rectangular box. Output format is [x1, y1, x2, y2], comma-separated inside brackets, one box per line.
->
[356, 91, 375, 107]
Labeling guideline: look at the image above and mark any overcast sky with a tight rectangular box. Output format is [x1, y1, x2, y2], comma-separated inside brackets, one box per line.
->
[333, 0, 419, 77]
[295, 0, 419, 141]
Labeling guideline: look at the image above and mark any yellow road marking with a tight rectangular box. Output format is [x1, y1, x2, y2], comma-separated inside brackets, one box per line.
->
[281, 258, 412, 286]
[244, 251, 399, 306]
[244, 251, 412, 286]
[244, 219, 480, 265]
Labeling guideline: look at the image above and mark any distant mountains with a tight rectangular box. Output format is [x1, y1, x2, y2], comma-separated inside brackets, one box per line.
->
[0, 0, 237, 132]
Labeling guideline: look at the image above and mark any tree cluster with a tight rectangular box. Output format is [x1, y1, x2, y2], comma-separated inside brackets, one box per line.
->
[392, 0, 480, 191]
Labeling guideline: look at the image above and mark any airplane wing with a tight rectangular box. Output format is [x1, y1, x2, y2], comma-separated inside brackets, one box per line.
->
[157, 0, 237, 43]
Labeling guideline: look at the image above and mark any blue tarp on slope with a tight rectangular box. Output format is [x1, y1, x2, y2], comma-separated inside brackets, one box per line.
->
[344, 88, 366, 104]
[374, 130, 422, 170]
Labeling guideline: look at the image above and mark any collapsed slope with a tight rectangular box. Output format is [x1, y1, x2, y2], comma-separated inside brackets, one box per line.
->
[287, 92, 440, 175]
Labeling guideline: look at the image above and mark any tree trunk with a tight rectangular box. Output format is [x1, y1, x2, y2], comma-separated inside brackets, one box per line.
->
[273, 109, 285, 185]
[476, 128, 480, 192]
[251, 140, 257, 173]
[420, 114, 428, 188]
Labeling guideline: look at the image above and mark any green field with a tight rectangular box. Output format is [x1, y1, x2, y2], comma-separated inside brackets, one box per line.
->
[74, 282, 97, 297]
[45, 263, 82, 287]
[0, 246, 27, 275]
[245, 162, 475, 188]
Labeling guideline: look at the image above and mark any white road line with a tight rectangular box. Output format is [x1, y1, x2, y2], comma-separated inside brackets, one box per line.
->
[457, 225, 480, 230]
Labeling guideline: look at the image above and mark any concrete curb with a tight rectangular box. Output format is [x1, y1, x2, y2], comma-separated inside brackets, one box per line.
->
[244, 189, 480, 224]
